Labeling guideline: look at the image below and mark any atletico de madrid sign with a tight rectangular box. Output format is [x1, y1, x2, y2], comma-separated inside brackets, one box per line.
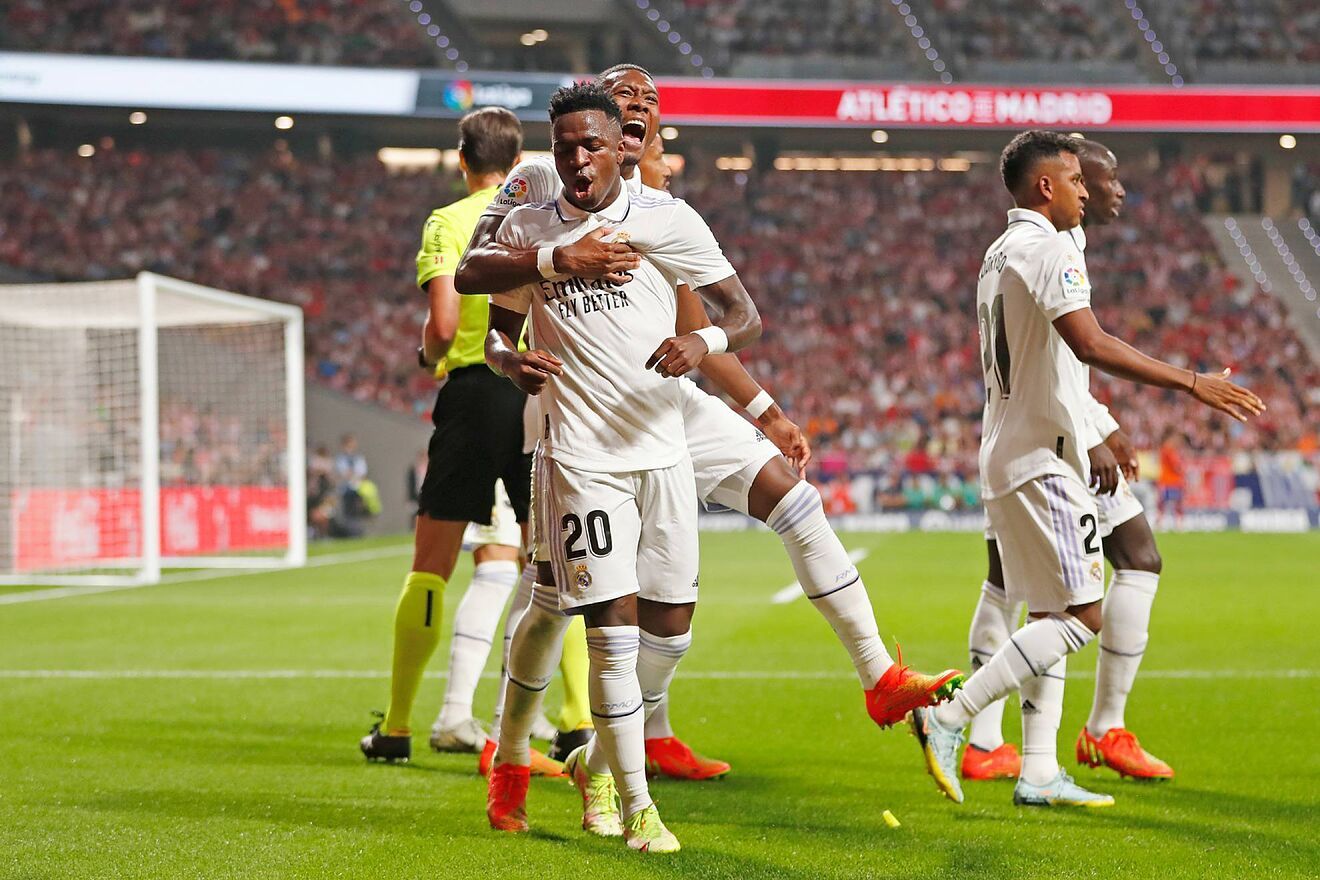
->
[655, 79, 1320, 132]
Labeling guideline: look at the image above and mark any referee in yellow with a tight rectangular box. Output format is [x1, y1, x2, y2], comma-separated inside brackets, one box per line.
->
[361, 107, 531, 763]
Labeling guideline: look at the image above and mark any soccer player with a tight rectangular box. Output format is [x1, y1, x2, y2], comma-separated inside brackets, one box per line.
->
[962, 139, 1174, 783]
[458, 65, 964, 791]
[358, 107, 560, 770]
[483, 81, 762, 853]
[911, 130, 1263, 808]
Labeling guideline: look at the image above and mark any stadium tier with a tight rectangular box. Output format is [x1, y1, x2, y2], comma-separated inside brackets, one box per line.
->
[5, 0, 1318, 82]
[2, 144, 1315, 517]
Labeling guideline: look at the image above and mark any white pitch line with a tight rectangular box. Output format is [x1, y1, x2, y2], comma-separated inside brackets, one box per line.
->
[771, 548, 871, 604]
[1, 668, 1314, 681]
[0, 544, 413, 606]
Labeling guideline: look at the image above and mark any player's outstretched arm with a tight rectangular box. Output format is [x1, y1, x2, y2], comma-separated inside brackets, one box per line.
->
[675, 283, 810, 473]
[1054, 307, 1265, 422]
[485, 305, 562, 396]
[456, 218, 641, 296]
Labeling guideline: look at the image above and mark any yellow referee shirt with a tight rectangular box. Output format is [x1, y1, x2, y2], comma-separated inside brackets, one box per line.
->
[415, 184, 499, 375]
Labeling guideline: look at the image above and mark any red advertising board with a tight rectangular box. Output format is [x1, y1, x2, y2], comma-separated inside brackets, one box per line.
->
[655, 80, 1320, 131]
[13, 486, 290, 572]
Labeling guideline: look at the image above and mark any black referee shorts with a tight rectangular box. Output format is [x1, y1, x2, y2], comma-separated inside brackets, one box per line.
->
[417, 365, 531, 526]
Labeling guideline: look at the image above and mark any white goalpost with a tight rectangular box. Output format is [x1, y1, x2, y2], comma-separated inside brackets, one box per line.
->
[0, 273, 306, 586]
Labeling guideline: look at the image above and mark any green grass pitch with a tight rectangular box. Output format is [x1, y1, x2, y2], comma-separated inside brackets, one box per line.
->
[3, 531, 1317, 879]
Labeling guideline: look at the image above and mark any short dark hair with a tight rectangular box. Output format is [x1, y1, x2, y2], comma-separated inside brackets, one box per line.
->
[549, 81, 623, 126]
[999, 130, 1079, 194]
[457, 107, 523, 176]
[597, 63, 653, 83]
[1076, 138, 1115, 166]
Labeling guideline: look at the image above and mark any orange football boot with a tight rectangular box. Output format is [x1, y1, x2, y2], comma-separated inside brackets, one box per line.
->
[1076, 727, 1173, 781]
[478, 739, 567, 778]
[645, 737, 731, 781]
[486, 763, 531, 832]
[865, 647, 965, 728]
[960, 743, 1022, 780]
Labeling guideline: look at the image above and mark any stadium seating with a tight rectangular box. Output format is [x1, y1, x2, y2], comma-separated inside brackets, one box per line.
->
[2, 0, 441, 68]
[8, 0, 1316, 83]
[1, 146, 1314, 509]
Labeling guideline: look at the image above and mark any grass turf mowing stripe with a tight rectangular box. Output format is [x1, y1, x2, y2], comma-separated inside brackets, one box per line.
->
[0, 544, 412, 606]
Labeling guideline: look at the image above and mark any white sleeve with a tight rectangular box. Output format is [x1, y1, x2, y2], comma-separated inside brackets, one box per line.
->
[489, 213, 535, 313]
[1031, 239, 1091, 322]
[1085, 393, 1120, 441]
[484, 157, 560, 218]
[642, 200, 737, 289]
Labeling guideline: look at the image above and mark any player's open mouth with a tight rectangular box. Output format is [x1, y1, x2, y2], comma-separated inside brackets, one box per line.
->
[572, 175, 593, 198]
[622, 119, 647, 150]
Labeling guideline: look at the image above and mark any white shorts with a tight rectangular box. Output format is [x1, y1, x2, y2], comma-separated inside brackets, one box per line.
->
[678, 378, 781, 512]
[461, 479, 522, 551]
[984, 469, 1146, 541]
[1095, 470, 1144, 538]
[541, 454, 699, 612]
[985, 473, 1106, 613]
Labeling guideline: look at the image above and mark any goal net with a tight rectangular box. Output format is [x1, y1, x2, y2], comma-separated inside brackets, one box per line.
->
[0, 273, 305, 585]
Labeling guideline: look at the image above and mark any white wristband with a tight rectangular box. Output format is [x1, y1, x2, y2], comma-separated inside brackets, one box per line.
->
[536, 246, 558, 280]
[745, 390, 775, 419]
[693, 325, 728, 355]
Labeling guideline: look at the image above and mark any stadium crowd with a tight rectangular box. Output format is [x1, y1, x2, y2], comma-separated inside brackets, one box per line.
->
[1, 145, 1315, 510]
[2, 0, 438, 68]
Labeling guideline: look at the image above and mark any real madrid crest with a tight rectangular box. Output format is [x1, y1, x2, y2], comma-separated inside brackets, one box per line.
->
[1090, 560, 1103, 583]
[574, 563, 593, 592]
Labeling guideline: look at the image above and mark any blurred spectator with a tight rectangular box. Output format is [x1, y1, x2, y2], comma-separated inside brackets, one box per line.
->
[3, 0, 440, 68]
[334, 433, 367, 488]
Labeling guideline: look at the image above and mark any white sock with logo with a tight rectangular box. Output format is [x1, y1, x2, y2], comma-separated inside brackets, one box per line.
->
[1088, 569, 1159, 737]
[966, 580, 1018, 751]
[494, 582, 568, 767]
[487, 564, 535, 734]
[935, 613, 1094, 730]
[638, 629, 691, 739]
[767, 481, 893, 687]
[1019, 657, 1067, 786]
[582, 625, 651, 820]
[437, 559, 518, 729]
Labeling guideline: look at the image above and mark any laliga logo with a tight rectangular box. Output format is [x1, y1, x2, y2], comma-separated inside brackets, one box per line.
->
[1063, 266, 1088, 288]
[443, 80, 474, 112]
[503, 176, 529, 200]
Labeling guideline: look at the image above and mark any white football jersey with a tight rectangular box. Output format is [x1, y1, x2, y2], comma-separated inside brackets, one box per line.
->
[493, 183, 736, 473]
[977, 208, 1095, 499]
[1062, 224, 1120, 448]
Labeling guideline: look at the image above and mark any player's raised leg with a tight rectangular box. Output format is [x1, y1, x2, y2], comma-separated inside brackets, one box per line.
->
[747, 458, 963, 727]
[1079, 508, 1172, 780]
[912, 476, 1110, 807]
[962, 539, 1023, 780]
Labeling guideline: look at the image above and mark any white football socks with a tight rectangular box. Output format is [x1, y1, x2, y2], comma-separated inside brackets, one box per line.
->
[1019, 657, 1067, 785]
[437, 559, 518, 729]
[582, 626, 651, 820]
[487, 563, 535, 733]
[767, 481, 893, 687]
[935, 612, 1094, 730]
[638, 629, 691, 740]
[1088, 569, 1159, 737]
[965, 580, 1018, 751]
[494, 582, 569, 767]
